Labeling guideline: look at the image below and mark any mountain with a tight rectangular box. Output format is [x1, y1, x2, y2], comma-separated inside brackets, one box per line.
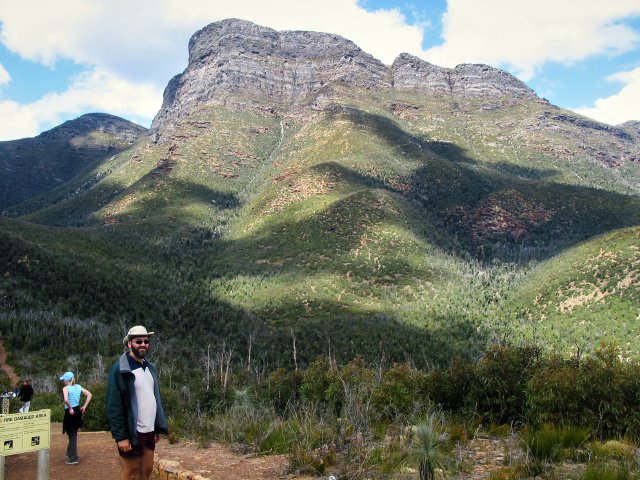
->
[0, 113, 148, 213]
[0, 19, 639, 375]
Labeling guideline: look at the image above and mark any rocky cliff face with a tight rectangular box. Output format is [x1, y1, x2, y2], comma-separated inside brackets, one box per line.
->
[150, 19, 389, 139]
[391, 53, 536, 99]
[150, 19, 539, 140]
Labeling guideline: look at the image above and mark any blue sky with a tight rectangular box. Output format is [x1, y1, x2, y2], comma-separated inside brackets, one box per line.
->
[0, 0, 639, 141]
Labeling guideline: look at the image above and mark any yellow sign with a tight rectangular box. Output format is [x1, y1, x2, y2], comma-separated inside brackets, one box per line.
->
[0, 410, 50, 456]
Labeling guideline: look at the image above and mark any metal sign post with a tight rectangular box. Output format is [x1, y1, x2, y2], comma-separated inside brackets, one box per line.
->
[0, 410, 50, 480]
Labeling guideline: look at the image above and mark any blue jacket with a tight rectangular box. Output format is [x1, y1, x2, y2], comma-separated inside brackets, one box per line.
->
[106, 353, 168, 445]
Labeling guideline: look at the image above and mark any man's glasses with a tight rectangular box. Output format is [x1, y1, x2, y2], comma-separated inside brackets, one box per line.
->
[132, 339, 150, 345]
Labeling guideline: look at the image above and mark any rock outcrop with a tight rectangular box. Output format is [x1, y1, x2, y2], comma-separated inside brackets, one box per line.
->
[150, 19, 389, 139]
[619, 120, 640, 141]
[391, 53, 536, 99]
[151, 19, 541, 141]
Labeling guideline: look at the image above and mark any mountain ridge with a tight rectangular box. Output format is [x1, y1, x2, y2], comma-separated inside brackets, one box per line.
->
[0, 18, 639, 373]
[0, 113, 147, 212]
[151, 18, 541, 141]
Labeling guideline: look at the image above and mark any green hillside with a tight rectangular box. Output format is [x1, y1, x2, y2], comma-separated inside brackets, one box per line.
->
[504, 226, 640, 357]
[1, 84, 639, 378]
[0, 113, 148, 213]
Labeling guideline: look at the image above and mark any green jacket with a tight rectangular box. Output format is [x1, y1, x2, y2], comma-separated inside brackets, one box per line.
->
[106, 353, 168, 445]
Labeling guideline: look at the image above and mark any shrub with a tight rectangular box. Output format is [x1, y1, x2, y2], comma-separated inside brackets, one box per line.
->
[559, 425, 591, 449]
[259, 420, 292, 454]
[31, 391, 64, 422]
[371, 363, 426, 420]
[489, 465, 527, 480]
[580, 463, 638, 480]
[263, 368, 303, 414]
[398, 414, 450, 480]
[286, 408, 335, 475]
[426, 357, 475, 411]
[526, 344, 640, 440]
[299, 357, 335, 407]
[520, 424, 590, 464]
[472, 345, 540, 425]
[590, 440, 636, 461]
[81, 381, 109, 431]
[526, 354, 582, 427]
[520, 425, 563, 463]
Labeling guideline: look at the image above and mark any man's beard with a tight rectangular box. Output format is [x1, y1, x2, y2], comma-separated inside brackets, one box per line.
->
[131, 345, 148, 359]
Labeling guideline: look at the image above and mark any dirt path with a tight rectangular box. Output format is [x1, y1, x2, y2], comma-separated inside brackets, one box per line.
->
[0, 337, 19, 385]
[4, 424, 291, 480]
[5, 425, 120, 480]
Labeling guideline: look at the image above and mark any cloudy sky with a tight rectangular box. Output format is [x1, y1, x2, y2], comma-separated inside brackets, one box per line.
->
[0, 0, 639, 141]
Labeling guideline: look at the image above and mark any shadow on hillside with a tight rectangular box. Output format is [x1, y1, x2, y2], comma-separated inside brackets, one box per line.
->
[244, 302, 485, 368]
[0, 215, 482, 369]
[319, 106, 640, 263]
[26, 169, 241, 228]
[5, 104, 640, 371]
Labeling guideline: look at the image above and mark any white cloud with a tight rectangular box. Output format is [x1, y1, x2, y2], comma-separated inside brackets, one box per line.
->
[0, 99, 40, 139]
[0, 62, 10, 85]
[0, 68, 162, 140]
[425, 0, 640, 80]
[0, 0, 428, 139]
[574, 66, 640, 125]
[0, 0, 425, 83]
[160, 0, 426, 64]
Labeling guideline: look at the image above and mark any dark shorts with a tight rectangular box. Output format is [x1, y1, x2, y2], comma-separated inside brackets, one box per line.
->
[118, 431, 156, 458]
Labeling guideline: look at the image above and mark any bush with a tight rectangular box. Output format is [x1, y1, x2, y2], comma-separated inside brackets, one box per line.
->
[581, 463, 638, 480]
[286, 408, 335, 475]
[81, 381, 109, 431]
[521, 425, 564, 463]
[426, 357, 475, 412]
[590, 440, 637, 461]
[398, 414, 450, 480]
[527, 343, 640, 440]
[371, 363, 426, 420]
[299, 357, 335, 407]
[472, 345, 540, 425]
[263, 368, 303, 414]
[489, 465, 528, 480]
[31, 391, 64, 422]
[520, 424, 589, 463]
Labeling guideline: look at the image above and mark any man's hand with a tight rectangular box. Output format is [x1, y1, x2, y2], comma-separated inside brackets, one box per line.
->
[117, 439, 132, 452]
[155, 433, 160, 444]
[68, 408, 74, 415]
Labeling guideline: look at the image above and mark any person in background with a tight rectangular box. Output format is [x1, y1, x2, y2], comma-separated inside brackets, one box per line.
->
[106, 325, 168, 480]
[17, 378, 34, 413]
[60, 371, 92, 465]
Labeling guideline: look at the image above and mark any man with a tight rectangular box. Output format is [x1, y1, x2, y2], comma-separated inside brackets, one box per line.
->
[17, 378, 34, 413]
[106, 325, 168, 480]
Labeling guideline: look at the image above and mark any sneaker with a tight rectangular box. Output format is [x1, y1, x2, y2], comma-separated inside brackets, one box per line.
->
[65, 460, 79, 465]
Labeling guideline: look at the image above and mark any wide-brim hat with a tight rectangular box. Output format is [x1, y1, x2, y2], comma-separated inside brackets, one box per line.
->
[123, 325, 155, 345]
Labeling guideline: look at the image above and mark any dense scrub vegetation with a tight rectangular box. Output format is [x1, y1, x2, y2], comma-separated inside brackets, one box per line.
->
[7, 343, 640, 479]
